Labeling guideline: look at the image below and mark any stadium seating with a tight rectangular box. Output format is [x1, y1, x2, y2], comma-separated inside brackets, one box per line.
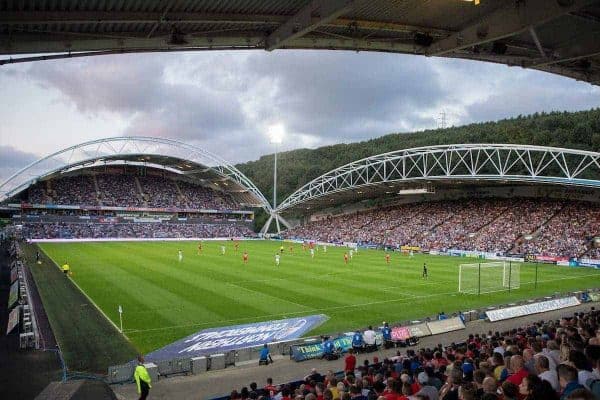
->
[222, 308, 600, 400]
[284, 198, 600, 258]
[25, 173, 241, 211]
[21, 222, 254, 240]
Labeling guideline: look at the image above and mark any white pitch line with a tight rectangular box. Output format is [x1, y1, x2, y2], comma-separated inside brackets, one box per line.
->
[226, 282, 313, 311]
[125, 271, 600, 334]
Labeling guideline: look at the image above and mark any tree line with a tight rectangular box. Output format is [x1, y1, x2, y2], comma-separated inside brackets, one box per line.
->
[237, 108, 600, 215]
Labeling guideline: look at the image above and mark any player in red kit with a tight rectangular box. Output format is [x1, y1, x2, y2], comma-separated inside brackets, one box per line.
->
[243, 251, 248, 264]
[344, 253, 349, 265]
[385, 253, 390, 264]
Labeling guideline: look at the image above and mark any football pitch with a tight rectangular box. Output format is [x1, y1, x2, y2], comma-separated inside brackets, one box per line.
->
[39, 240, 600, 355]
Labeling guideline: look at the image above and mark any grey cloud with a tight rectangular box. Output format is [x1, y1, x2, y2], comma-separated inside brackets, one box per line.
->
[0, 145, 39, 168]
[0, 145, 40, 183]
[18, 50, 600, 165]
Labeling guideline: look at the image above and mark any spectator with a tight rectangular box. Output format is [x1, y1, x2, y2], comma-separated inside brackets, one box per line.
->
[558, 364, 585, 400]
[416, 371, 439, 400]
[535, 355, 559, 391]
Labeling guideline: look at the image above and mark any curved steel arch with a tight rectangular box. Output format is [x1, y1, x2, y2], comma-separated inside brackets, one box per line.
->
[0, 136, 272, 211]
[276, 144, 600, 213]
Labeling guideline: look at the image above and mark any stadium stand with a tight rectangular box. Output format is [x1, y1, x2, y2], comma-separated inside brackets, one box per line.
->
[25, 173, 241, 211]
[284, 199, 600, 259]
[20, 222, 254, 240]
[220, 308, 600, 400]
[13, 170, 256, 240]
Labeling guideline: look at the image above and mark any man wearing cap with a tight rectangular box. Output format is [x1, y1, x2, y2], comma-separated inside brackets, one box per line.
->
[416, 371, 439, 400]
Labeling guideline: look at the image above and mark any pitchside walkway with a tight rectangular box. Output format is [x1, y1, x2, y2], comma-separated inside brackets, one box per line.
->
[111, 302, 597, 400]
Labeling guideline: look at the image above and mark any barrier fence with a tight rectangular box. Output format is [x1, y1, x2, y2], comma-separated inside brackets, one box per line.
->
[105, 287, 599, 384]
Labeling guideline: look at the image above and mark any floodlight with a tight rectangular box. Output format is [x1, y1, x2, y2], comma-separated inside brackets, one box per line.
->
[268, 124, 285, 144]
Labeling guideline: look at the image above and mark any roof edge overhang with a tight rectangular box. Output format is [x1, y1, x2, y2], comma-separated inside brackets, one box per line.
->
[0, 136, 272, 211]
[276, 143, 600, 213]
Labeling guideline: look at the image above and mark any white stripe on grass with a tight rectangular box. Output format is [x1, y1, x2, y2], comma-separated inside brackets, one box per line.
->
[125, 272, 600, 334]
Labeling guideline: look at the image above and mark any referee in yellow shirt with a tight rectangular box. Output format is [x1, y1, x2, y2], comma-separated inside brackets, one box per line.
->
[61, 262, 70, 275]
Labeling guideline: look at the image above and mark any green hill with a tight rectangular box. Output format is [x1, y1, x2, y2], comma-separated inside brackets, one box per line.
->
[237, 108, 600, 208]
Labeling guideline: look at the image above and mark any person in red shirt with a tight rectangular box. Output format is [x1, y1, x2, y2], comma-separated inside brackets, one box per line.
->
[506, 355, 529, 386]
[264, 377, 277, 393]
[344, 253, 349, 264]
[243, 251, 249, 264]
[344, 348, 356, 373]
[385, 253, 391, 264]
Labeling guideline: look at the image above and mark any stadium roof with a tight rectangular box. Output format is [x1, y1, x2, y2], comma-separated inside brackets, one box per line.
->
[275, 143, 600, 213]
[0, 136, 272, 209]
[1, 0, 600, 85]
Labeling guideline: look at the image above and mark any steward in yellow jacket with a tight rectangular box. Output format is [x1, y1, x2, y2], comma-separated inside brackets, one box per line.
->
[134, 355, 152, 400]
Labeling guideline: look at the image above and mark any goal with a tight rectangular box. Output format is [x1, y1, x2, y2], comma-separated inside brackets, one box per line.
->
[458, 261, 520, 294]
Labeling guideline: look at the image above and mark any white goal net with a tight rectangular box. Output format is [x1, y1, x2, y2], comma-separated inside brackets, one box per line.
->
[458, 261, 520, 294]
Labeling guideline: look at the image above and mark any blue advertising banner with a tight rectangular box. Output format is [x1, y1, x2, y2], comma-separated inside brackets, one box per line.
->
[291, 335, 353, 361]
[290, 332, 385, 362]
[145, 314, 328, 362]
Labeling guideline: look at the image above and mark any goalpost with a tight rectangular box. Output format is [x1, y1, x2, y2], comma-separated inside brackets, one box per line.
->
[458, 261, 520, 295]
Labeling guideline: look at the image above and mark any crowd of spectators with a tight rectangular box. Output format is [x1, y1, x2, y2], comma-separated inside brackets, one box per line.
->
[227, 308, 600, 400]
[24, 173, 241, 211]
[517, 203, 600, 258]
[21, 222, 255, 239]
[462, 200, 563, 254]
[29, 176, 98, 206]
[284, 199, 600, 258]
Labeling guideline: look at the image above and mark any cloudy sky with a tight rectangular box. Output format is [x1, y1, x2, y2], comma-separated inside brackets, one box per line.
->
[1, 50, 599, 182]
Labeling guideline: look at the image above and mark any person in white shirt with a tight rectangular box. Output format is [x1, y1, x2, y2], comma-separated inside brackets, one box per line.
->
[178, 249, 183, 262]
[275, 254, 280, 266]
[310, 248, 315, 258]
[349, 249, 354, 259]
[363, 325, 377, 351]
[220, 245, 226, 255]
[535, 355, 559, 391]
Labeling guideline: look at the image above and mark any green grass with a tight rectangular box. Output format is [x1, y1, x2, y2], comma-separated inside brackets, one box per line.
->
[38, 240, 600, 355]
[23, 243, 138, 373]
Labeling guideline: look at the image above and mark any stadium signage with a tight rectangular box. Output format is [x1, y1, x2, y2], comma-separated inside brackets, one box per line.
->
[390, 323, 432, 340]
[6, 306, 20, 334]
[571, 258, 600, 268]
[486, 297, 580, 322]
[145, 315, 328, 362]
[8, 281, 19, 309]
[408, 323, 432, 337]
[426, 317, 466, 335]
[391, 327, 411, 341]
[290, 336, 353, 361]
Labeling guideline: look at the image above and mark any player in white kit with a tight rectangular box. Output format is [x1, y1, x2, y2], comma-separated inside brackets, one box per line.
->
[178, 250, 183, 262]
[221, 245, 226, 255]
[275, 254, 280, 266]
[349, 249, 354, 259]
[310, 248, 315, 258]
